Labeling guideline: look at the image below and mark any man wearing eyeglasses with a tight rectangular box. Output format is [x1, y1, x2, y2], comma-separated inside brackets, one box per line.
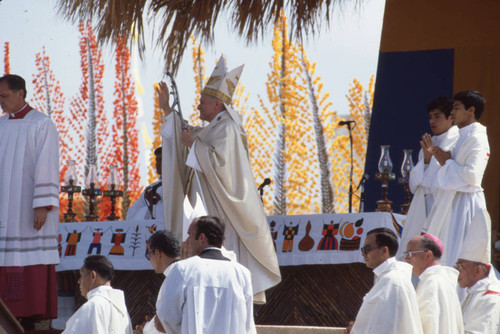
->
[455, 250, 500, 333]
[137, 230, 181, 334]
[347, 228, 422, 334]
[404, 234, 463, 334]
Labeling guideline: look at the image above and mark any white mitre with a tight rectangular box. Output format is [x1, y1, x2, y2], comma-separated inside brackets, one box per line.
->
[458, 208, 491, 264]
[202, 55, 245, 127]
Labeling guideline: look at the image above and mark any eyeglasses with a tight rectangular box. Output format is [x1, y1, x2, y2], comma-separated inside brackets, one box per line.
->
[360, 244, 381, 254]
[145, 249, 155, 260]
[454, 261, 469, 271]
[403, 250, 427, 259]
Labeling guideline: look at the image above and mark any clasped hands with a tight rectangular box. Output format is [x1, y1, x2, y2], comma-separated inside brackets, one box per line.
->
[420, 133, 452, 165]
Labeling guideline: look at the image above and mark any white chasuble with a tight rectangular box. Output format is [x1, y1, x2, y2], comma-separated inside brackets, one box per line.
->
[161, 111, 281, 301]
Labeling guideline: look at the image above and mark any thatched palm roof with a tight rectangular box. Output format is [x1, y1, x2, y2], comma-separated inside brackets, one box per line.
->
[57, 0, 355, 74]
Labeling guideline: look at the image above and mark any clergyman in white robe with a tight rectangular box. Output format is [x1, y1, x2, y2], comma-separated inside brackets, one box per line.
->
[0, 107, 60, 267]
[424, 122, 490, 266]
[351, 257, 423, 334]
[416, 265, 463, 334]
[461, 266, 500, 334]
[156, 249, 256, 334]
[63, 285, 133, 334]
[397, 126, 458, 260]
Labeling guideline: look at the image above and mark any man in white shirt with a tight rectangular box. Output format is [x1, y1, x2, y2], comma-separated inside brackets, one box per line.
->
[455, 258, 500, 333]
[156, 216, 256, 334]
[397, 97, 458, 259]
[140, 229, 181, 334]
[127, 146, 163, 220]
[347, 228, 422, 334]
[422, 90, 490, 266]
[404, 233, 463, 334]
[63, 255, 133, 334]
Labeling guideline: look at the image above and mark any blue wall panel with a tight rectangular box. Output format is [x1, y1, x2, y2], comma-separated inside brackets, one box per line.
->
[363, 49, 454, 213]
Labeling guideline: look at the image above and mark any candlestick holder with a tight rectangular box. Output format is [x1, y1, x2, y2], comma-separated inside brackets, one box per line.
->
[398, 149, 414, 215]
[103, 165, 123, 221]
[82, 164, 102, 222]
[61, 160, 81, 222]
[375, 145, 395, 212]
[61, 180, 81, 222]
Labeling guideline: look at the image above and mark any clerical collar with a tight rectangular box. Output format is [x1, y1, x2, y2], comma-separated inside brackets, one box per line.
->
[8, 103, 32, 119]
[373, 257, 396, 278]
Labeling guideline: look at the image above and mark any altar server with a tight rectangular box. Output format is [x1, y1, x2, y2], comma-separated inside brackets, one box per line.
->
[0, 74, 59, 328]
[63, 255, 133, 334]
[348, 228, 422, 334]
[156, 216, 256, 334]
[159, 56, 280, 303]
[422, 90, 490, 266]
[397, 97, 458, 259]
[404, 234, 463, 334]
[128, 146, 164, 220]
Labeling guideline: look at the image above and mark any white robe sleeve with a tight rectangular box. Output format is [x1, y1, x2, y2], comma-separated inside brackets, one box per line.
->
[32, 118, 59, 209]
[409, 149, 426, 194]
[436, 135, 489, 190]
[156, 265, 185, 334]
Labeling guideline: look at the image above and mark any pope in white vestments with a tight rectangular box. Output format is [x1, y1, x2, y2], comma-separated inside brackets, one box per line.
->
[160, 56, 281, 303]
[63, 285, 133, 334]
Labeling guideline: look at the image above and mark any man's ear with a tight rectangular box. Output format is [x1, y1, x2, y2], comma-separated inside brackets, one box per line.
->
[90, 270, 97, 281]
[467, 106, 476, 117]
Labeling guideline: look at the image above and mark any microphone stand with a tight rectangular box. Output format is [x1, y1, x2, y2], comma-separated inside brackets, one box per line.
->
[347, 122, 354, 213]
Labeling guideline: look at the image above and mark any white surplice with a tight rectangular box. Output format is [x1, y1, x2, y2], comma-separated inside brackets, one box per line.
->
[396, 127, 458, 259]
[161, 110, 280, 302]
[63, 285, 133, 334]
[0, 109, 59, 266]
[351, 258, 423, 334]
[416, 265, 463, 334]
[127, 179, 164, 220]
[424, 122, 490, 266]
[156, 253, 256, 334]
[461, 270, 500, 334]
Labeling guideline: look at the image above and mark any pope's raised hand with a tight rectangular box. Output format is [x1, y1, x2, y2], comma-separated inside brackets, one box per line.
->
[156, 81, 171, 115]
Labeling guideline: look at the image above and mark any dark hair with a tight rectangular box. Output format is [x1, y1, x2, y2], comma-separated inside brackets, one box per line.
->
[453, 90, 485, 120]
[195, 216, 225, 247]
[149, 230, 180, 258]
[420, 236, 442, 259]
[426, 96, 453, 118]
[367, 228, 399, 256]
[83, 255, 114, 282]
[0, 74, 27, 99]
[154, 146, 162, 156]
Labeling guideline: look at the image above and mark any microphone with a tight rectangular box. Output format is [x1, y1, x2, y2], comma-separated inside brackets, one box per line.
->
[338, 120, 356, 126]
[258, 178, 271, 191]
